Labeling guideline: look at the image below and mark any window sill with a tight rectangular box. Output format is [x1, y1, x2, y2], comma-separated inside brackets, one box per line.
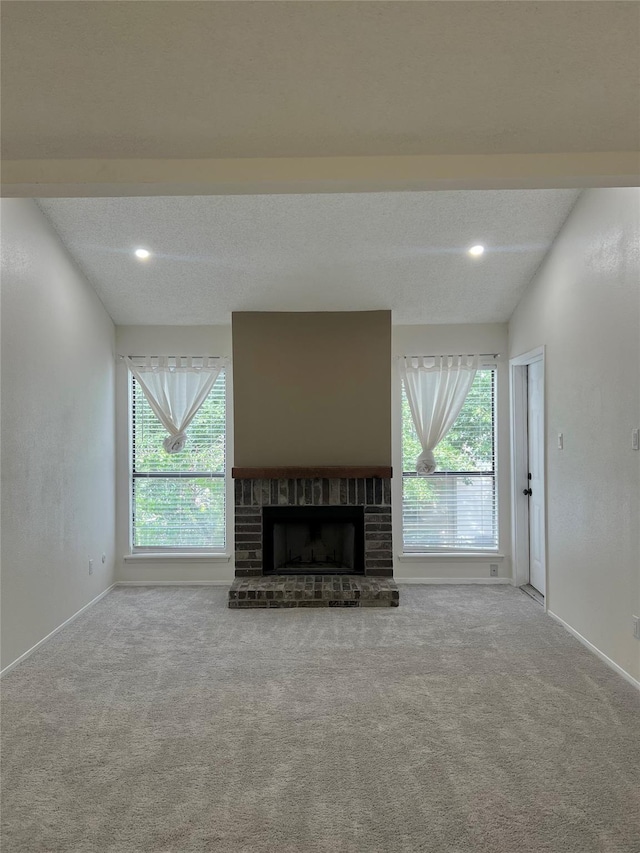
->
[398, 552, 504, 562]
[124, 553, 231, 563]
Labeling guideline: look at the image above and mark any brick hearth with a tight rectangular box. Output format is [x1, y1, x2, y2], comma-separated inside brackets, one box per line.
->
[228, 574, 399, 608]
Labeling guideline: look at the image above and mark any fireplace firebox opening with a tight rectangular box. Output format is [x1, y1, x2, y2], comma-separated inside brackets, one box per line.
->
[263, 506, 365, 575]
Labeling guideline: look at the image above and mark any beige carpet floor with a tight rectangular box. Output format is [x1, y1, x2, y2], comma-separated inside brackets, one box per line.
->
[1, 585, 639, 853]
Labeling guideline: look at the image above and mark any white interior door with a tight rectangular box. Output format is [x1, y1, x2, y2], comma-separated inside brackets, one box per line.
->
[527, 360, 545, 595]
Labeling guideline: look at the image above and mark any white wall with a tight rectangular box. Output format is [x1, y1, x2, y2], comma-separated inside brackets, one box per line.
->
[509, 188, 640, 682]
[1, 199, 116, 670]
[115, 326, 233, 584]
[392, 324, 511, 581]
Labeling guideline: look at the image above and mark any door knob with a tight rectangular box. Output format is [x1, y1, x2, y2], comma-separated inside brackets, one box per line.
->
[523, 488, 532, 496]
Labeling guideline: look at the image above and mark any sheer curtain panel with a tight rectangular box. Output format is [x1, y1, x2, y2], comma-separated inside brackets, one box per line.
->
[125, 356, 226, 453]
[400, 355, 479, 474]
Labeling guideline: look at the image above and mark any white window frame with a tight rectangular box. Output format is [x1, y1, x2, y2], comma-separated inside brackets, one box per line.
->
[128, 366, 229, 555]
[399, 362, 499, 555]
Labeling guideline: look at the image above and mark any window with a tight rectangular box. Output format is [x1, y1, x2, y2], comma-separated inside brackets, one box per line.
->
[131, 370, 226, 550]
[402, 367, 497, 551]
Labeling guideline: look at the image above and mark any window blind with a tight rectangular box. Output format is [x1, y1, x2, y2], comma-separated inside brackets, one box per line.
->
[131, 370, 226, 549]
[402, 367, 497, 551]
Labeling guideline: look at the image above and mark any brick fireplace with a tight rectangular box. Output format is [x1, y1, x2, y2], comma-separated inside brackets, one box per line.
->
[228, 468, 398, 608]
[232, 470, 393, 578]
[229, 311, 397, 607]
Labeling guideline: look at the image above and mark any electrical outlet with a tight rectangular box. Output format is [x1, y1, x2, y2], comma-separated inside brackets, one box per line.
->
[88, 558, 94, 575]
[633, 616, 640, 640]
[632, 429, 639, 451]
[490, 564, 498, 577]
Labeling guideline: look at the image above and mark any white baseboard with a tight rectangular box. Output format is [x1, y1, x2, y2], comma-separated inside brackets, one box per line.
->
[118, 578, 509, 587]
[0, 584, 117, 678]
[116, 580, 231, 586]
[119, 578, 508, 586]
[395, 577, 510, 585]
[547, 610, 640, 691]
[115, 577, 512, 586]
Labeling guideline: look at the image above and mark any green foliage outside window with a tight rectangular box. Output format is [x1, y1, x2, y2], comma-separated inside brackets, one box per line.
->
[402, 369, 495, 543]
[132, 375, 226, 548]
[402, 369, 494, 474]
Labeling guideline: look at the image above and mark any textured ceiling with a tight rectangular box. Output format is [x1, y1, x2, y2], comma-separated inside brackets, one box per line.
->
[37, 190, 580, 325]
[3, 3, 639, 160]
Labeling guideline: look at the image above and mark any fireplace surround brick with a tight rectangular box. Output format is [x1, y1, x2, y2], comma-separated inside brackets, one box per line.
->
[233, 477, 393, 578]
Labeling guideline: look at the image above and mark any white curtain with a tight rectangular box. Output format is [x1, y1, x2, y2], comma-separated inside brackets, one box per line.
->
[400, 355, 479, 475]
[126, 356, 226, 454]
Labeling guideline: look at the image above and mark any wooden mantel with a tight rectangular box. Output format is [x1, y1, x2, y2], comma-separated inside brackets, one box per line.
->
[231, 466, 392, 479]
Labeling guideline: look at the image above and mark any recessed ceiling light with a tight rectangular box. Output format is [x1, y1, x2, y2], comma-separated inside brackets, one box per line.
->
[468, 244, 485, 257]
[135, 248, 151, 260]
